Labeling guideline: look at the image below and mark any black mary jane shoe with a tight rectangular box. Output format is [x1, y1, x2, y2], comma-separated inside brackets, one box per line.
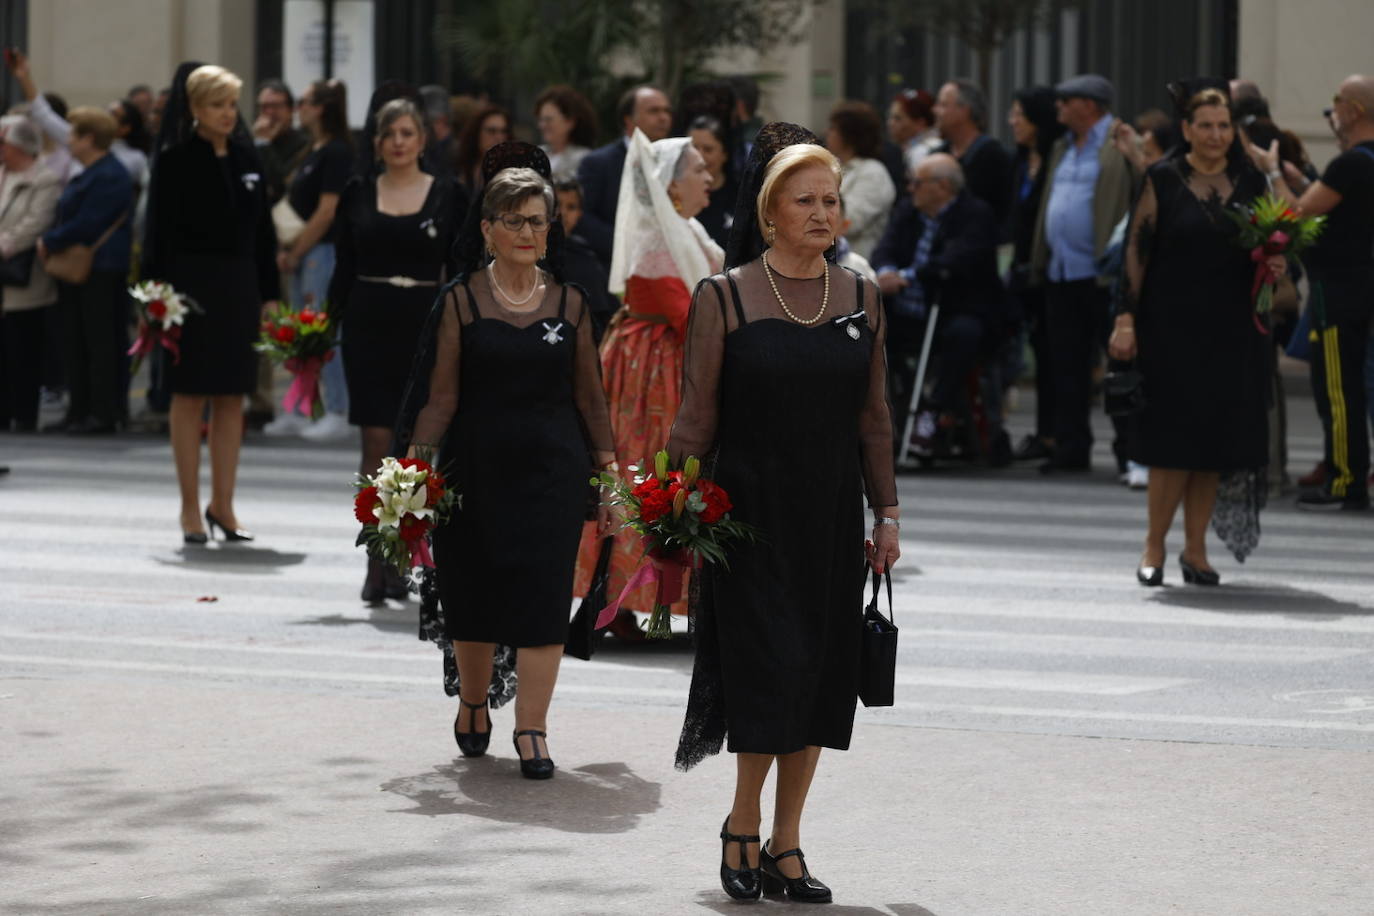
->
[1136, 565, 1163, 587]
[760, 841, 832, 904]
[205, 508, 254, 542]
[452, 698, 491, 758]
[1179, 554, 1220, 587]
[719, 814, 762, 901]
[512, 729, 555, 779]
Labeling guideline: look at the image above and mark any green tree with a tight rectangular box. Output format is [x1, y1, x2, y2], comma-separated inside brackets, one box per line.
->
[441, 0, 809, 136]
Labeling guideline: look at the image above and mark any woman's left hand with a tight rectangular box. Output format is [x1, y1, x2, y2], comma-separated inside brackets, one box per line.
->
[276, 250, 295, 276]
[595, 502, 615, 538]
[868, 524, 901, 574]
[1265, 254, 1288, 283]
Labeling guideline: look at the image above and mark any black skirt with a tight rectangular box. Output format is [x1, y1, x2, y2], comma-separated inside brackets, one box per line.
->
[167, 253, 261, 395]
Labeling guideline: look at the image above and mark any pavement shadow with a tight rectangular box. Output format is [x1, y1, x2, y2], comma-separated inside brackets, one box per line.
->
[154, 545, 308, 572]
[380, 758, 660, 834]
[694, 892, 944, 913]
[1148, 583, 1374, 620]
[292, 603, 415, 634]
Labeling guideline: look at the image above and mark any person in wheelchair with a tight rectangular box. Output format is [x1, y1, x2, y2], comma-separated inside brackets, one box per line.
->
[873, 153, 1007, 458]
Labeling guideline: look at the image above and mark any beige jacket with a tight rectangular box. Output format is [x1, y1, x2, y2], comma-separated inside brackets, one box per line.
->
[0, 162, 61, 312]
[1029, 117, 1139, 288]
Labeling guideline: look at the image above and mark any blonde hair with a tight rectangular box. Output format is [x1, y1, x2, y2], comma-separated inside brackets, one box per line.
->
[756, 143, 843, 241]
[67, 106, 118, 150]
[186, 65, 243, 110]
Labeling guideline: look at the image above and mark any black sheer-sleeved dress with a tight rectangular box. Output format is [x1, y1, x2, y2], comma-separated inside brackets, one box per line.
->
[1122, 158, 1270, 557]
[145, 135, 280, 394]
[330, 174, 463, 427]
[408, 271, 616, 647]
[669, 260, 897, 770]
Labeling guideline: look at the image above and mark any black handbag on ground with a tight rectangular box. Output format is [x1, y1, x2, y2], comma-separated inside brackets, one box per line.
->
[565, 537, 614, 660]
[0, 248, 36, 286]
[858, 566, 898, 708]
[1103, 362, 1146, 417]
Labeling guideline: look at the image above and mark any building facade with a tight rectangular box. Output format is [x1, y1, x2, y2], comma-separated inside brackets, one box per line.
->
[1, 0, 1368, 168]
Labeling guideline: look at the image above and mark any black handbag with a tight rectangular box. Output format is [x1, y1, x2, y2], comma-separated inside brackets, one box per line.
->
[1103, 362, 1146, 417]
[0, 248, 36, 286]
[565, 537, 614, 660]
[858, 566, 898, 708]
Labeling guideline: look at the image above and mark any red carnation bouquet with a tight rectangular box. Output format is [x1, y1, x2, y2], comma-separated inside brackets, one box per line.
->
[594, 450, 759, 639]
[1226, 193, 1326, 334]
[127, 280, 203, 374]
[353, 456, 458, 573]
[255, 304, 335, 419]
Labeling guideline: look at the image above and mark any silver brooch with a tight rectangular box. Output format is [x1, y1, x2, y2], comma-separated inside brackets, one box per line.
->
[832, 308, 867, 341]
[846, 323, 861, 340]
[541, 320, 565, 345]
[242, 172, 260, 191]
[420, 218, 437, 239]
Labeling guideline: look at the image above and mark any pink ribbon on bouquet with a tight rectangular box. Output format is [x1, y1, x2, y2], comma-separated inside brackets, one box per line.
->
[282, 355, 326, 416]
[596, 545, 696, 628]
[127, 324, 182, 364]
[410, 536, 434, 569]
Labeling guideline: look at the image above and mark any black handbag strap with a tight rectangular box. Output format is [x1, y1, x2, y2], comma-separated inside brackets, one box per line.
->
[865, 565, 893, 625]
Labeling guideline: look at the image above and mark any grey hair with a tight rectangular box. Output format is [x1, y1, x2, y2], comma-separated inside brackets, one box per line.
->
[482, 167, 556, 221]
[949, 78, 989, 131]
[927, 157, 965, 192]
[0, 114, 41, 157]
[375, 98, 427, 142]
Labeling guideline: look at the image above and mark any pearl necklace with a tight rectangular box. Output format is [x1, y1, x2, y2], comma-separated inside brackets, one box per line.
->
[762, 251, 829, 325]
[489, 265, 543, 308]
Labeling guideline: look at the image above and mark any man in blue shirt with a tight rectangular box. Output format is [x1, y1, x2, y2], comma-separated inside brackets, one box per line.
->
[39, 107, 134, 434]
[1029, 74, 1138, 473]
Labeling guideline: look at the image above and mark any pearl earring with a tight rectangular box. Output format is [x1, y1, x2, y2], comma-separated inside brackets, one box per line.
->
[766, 221, 776, 245]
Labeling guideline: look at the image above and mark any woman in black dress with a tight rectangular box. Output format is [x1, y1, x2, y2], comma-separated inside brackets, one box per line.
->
[669, 124, 900, 903]
[1109, 84, 1283, 585]
[144, 63, 279, 543]
[402, 143, 615, 779]
[331, 98, 462, 601]
[1006, 86, 1064, 462]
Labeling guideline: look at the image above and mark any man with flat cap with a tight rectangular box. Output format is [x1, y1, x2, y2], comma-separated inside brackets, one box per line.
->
[1030, 73, 1139, 473]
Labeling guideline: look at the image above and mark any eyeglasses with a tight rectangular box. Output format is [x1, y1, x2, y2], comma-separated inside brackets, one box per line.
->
[494, 214, 551, 232]
[1326, 95, 1366, 119]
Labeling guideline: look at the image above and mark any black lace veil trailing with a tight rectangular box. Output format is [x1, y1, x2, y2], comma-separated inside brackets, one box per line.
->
[724, 121, 826, 270]
[391, 141, 565, 706]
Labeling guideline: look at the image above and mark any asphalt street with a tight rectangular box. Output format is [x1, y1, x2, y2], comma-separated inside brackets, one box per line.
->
[2, 387, 1372, 915]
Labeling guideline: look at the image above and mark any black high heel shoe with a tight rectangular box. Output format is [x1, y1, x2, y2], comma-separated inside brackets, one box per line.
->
[205, 508, 254, 542]
[512, 729, 555, 779]
[183, 530, 208, 545]
[361, 558, 386, 603]
[452, 697, 490, 757]
[1179, 554, 1220, 586]
[760, 841, 832, 903]
[1136, 564, 1163, 586]
[718, 814, 762, 901]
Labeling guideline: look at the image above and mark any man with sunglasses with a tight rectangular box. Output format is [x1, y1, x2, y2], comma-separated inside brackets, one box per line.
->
[1256, 75, 1374, 511]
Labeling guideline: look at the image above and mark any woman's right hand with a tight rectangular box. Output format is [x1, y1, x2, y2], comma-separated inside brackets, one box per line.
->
[1108, 324, 1137, 361]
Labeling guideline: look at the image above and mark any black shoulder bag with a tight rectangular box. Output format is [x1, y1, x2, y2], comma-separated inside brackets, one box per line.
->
[859, 566, 898, 708]
[565, 538, 614, 660]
